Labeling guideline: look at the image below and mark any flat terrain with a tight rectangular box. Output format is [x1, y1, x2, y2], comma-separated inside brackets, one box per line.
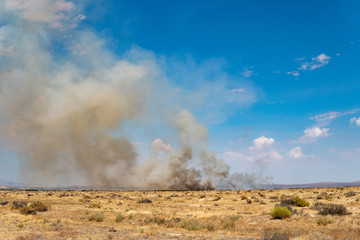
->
[1, 187, 360, 239]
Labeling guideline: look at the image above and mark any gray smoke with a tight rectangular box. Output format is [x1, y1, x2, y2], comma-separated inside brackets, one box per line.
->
[0, 0, 267, 189]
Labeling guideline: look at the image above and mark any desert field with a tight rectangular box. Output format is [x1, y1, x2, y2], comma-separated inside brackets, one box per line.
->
[0, 187, 360, 240]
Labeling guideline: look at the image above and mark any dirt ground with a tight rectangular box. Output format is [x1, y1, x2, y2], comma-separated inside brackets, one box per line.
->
[0, 186, 360, 240]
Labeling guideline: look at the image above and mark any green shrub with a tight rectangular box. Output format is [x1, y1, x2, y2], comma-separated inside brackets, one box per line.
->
[280, 196, 309, 207]
[293, 196, 309, 207]
[88, 213, 104, 222]
[270, 206, 292, 219]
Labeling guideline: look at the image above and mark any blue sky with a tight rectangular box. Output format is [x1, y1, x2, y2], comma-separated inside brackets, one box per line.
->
[0, 0, 360, 186]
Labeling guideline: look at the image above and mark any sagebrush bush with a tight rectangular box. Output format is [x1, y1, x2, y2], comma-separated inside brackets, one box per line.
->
[20, 206, 36, 215]
[270, 206, 292, 219]
[12, 201, 27, 209]
[318, 203, 348, 216]
[263, 230, 289, 240]
[30, 201, 48, 212]
[345, 191, 356, 197]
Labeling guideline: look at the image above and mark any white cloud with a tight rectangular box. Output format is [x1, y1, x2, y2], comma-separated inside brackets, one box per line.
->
[288, 146, 304, 159]
[4, 0, 83, 29]
[336, 53, 341, 56]
[311, 111, 342, 126]
[287, 71, 299, 77]
[311, 109, 359, 127]
[249, 136, 275, 150]
[350, 117, 360, 126]
[273, 70, 280, 74]
[299, 53, 331, 71]
[300, 127, 330, 143]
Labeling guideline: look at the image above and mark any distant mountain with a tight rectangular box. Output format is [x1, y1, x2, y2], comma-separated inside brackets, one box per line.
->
[1, 180, 360, 190]
[261, 181, 360, 189]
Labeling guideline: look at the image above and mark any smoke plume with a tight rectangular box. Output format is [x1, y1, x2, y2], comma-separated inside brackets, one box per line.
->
[0, 0, 265, 189]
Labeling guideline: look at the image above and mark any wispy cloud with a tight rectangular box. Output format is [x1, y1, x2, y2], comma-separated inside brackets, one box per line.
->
[311, 109, 359, 127]
[299, 53, 331, 71]
[287, 71, 299, 77]
[231, 88, 246, 93]
[242, 67, 256, 78]
[287, 53, 331, 77]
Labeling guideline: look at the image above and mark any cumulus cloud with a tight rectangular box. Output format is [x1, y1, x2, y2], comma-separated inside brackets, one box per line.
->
[299, 53, 331, 71]
[287, 146, 304, 159]
[300, 127, 330, 143]
[249, 136, 275, 150]
[350, 117, 360, 126]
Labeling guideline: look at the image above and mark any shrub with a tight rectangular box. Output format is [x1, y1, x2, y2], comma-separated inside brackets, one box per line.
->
[12, 201, 27, 209]
[318, 203, 348, 216]
[280, 196, 309, 207]
[263, 230, 289, 240]
[317, 216, 334, 226]
[138, 198, 152, 204]
[270, 206, 292, 219]
[293, 196, 309, 207]
[221, 215, 239, 231]
[115, 214, 125, 223]
[88, 213, 104, 222]
[89, 203, 101, 208]
[276, 203, 293, 214]
[20, 206, 36, 215]
[180, 219, 202, 231]
[345, 191, 356, 197]
[240, 195, 248, 200]
[29, 201, 48, 212]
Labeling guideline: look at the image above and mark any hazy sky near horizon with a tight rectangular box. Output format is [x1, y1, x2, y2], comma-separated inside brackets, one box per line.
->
[0, 0, 360, 185]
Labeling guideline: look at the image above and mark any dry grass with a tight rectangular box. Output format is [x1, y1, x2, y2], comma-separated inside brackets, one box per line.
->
[0, 186, 359, 239]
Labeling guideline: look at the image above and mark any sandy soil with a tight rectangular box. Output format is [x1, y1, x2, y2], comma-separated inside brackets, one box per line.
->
[0, 186, 360, 239]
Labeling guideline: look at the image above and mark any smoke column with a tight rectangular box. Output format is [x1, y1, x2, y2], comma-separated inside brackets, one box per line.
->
[0, 0, 266, 189]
